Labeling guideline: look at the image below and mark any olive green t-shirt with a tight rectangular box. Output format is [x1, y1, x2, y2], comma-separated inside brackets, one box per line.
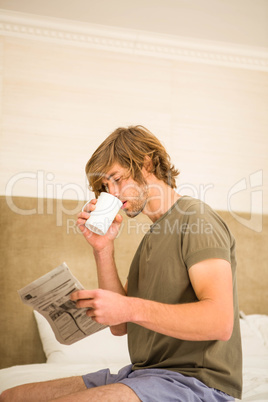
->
[127, 196, 242, 399]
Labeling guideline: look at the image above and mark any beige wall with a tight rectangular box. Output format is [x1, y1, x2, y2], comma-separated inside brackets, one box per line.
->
[0, 19, 267, 221]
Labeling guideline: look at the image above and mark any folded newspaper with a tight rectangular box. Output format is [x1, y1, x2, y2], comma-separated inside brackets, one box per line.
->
[18, 262, 107, 345]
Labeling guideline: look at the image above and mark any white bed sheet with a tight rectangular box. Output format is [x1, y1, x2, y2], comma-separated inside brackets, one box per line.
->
[1, 314, 268, 401]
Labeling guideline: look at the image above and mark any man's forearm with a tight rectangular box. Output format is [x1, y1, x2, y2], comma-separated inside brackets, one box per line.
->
[93, 246, 127, 336]
[127, 297, 233, 342]
[93, 246, 126, 296]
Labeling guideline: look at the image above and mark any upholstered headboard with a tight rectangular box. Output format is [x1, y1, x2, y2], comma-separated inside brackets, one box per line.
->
[0, 196, 267, 369]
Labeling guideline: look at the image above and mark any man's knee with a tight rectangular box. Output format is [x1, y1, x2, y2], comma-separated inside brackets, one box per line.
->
[0, 376, 86, 402]
[0, 387, 18, 402]
[0, 384, 38, 402]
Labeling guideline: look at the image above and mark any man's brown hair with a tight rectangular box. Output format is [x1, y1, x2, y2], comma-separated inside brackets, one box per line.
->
[85, 125, 179, 196]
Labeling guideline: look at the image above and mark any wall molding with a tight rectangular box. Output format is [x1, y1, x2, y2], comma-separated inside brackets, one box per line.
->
[0, 9, 268, 71]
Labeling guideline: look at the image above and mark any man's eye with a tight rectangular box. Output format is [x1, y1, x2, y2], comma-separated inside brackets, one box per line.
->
[114, 177, 121, 182]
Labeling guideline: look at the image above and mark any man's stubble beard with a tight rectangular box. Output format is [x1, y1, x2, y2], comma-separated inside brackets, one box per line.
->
[124, 183, 149, 219]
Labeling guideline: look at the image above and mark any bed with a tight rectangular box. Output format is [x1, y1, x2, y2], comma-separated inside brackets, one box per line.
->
[1, 196, 268, 401]
[1, 311, 268, 401]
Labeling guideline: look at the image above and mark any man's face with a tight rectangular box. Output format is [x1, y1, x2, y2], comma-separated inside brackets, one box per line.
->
[102, 163, 149, 218]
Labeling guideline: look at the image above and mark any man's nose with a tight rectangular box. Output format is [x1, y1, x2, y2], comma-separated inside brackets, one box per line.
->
[107, 182, 119, 198]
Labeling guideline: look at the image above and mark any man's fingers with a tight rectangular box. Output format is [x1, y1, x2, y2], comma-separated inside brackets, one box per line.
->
[114, 213, 123, 224]
[76, 300, 94, 309]
[70, 289, 96, 301]
[77, 211, 92, 220]
[81, 199, 97, 213]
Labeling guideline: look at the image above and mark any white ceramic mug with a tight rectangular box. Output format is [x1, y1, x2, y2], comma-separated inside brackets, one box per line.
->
[82, 192, 123, 236]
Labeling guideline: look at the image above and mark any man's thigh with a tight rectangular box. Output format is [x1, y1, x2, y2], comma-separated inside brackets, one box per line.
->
[50, 383, 141, 402]
[0, 376, 86, 402]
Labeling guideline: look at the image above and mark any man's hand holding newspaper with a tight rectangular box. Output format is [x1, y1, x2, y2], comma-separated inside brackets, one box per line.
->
[18, 262, 106, 345]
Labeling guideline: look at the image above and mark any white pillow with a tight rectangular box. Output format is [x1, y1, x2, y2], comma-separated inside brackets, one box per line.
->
[242, 314, 268, 348]
[34, 310, 131, 366]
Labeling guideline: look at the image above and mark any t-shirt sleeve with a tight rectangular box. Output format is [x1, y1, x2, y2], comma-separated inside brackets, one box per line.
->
[181, 202, 233, 270]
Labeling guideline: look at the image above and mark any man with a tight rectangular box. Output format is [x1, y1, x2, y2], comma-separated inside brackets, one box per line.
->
[1, 126, 242, 401]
